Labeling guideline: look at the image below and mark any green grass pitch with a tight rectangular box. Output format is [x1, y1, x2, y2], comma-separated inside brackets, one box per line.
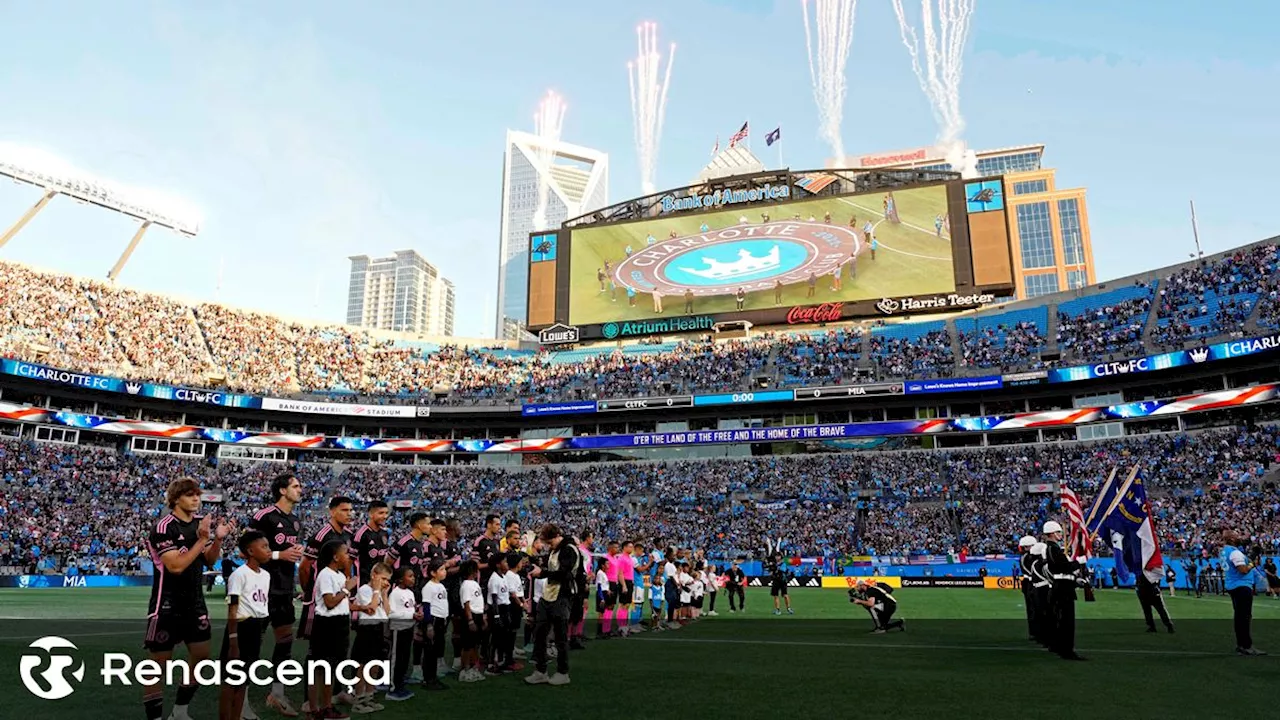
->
[1, 587, 1275, 718]
[567, 186, 956, 326]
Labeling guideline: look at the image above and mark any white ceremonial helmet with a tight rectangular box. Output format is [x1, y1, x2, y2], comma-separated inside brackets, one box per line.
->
[1018, 535, 1037, 549]
[1042, 520, 1064, 535]
[1031, 542, 1047, 558]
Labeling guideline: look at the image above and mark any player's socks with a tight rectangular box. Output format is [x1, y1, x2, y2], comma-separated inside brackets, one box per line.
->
[144, 693, 165, 720]
[172, 684, 197, 718]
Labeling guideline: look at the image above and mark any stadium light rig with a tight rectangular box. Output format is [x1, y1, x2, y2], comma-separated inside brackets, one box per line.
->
[0, 142, 202, 281]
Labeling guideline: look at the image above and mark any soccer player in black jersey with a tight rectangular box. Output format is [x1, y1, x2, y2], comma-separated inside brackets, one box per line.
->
[441, 518, 465, 674]
[352, 500, 390, 584]
[248, 472, 304, 717]
[143, 478, 233, 720]
[474, 514, 503, 585]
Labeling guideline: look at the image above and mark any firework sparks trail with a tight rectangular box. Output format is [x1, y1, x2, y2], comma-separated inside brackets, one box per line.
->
[531, 90, 566, 230]
[892, 0, 977, 176]
[802, 0, 857, 163]
[627, 22, 675, 196]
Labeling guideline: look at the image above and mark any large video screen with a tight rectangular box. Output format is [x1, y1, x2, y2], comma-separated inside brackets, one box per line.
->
[567, 184, 955, 326]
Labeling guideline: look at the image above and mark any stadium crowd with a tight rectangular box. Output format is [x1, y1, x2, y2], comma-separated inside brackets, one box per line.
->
[3, 425, 1276, 575]
[1, 243, 1279, 404]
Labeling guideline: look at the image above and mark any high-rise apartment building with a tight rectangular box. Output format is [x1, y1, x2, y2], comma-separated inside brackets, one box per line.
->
[347, 250, 455, 337]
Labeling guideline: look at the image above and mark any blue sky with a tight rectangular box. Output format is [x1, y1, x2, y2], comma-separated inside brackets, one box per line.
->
[0, 0, 1276, 339]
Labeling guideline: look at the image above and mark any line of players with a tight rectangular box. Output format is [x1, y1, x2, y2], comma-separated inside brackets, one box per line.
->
[141, 472, 736, 720]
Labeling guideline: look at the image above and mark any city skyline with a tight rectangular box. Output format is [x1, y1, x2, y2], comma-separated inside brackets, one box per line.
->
[0, 1, 1274, 338]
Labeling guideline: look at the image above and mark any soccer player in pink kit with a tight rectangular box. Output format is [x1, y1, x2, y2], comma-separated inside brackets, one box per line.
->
[617, 541, 638, 636]
[600, 541, 621, 638]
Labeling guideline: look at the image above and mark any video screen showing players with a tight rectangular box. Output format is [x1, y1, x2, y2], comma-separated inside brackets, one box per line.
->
[567, 184, 954, 325]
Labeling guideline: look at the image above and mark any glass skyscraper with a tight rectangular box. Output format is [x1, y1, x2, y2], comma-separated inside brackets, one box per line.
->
[496, 131, 607, 340]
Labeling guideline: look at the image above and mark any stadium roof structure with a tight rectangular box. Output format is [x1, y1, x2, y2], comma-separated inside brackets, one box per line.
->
[695, 145, 765, 184]
[0, 142, 201, 281]
[563, 165, 958, 229]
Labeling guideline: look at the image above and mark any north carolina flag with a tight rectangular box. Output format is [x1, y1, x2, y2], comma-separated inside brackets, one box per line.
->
[766, 127, 782, 146]
[728, 121, 749, 148]
[1100, 470, 1165, 582]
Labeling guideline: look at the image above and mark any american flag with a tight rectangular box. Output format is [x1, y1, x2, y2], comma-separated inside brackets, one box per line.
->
[728, 121, 749, 148]
[1059, 484, 1091, 559]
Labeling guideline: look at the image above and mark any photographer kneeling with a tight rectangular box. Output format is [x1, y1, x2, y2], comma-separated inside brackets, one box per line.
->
[849, 579, 904, 634]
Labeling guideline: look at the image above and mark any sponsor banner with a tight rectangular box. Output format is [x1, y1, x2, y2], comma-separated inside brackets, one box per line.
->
[794, 382, 903, 400]
[538, 323, 580, 345]
[0, 359, 122, 393]
[905, 376, 1002, 395]
[596, 395, 694, 412]
[1046, 333, 1280, 384]
[659, 183, 791, 214]
[1002, 370, 1047, 387]
[0, 575, 151, 589]
[745, 575, 822, 588]
[1026, 482, 1056, 494]
[874, 292, 995, 316]
[260, 397, 418, 418]
[692, 389, 795, 407]
[199, 491, 225, 503]
[983, 576, 1021, 590]
[129, 382, 261, 409]
[521, 401, 598, 417]
[595, 315, 717, 341]
[899, 577, 985, 588]
[786, 302, 849, 325]
[820, 576, 903, 589]
[391, 499, 414, 509]
[859, 147, 929, 168]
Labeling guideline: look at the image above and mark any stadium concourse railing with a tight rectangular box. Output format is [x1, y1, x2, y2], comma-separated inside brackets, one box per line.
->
[0, 379, 1276, 455]
[2, 325, 1279, 422]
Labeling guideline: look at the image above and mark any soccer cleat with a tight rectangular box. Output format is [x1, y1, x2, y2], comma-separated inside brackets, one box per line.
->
[1237, 647, 1267, 656]
[525, 671, 550, 685]
[872, 628, 886, 634]
[548, 673, 571, 686]
[773, 609, 781, 616]
[787, 608, 794, 615]
[384, 690, 414, 702]
[168, 710, 193, 720]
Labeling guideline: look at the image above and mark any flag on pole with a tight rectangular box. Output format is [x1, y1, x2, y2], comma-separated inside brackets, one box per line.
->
[711, 135, 719, 158]
[1100, 469, 1165, 583]
[728, 121, 749, 148]
[765, 127, 782, 147]
[1059, 485, 1090, 559]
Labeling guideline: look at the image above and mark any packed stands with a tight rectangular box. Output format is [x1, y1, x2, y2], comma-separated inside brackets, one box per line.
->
[868, 321, 954, 379]
[1152, 244, 1279, 348]
[1, 240, 1279, 404]
[1055, 282, 1154, 360]
[956, 306, 1048, 371]
[4, 425, 1275, 575]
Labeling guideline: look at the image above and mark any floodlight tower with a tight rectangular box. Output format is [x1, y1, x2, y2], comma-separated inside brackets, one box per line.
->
[0, 143, 201, 281]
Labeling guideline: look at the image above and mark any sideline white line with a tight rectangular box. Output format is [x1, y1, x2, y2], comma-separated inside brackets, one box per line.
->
[0, 630, 138, 641]
[838, 198, 951, 261]
[631, 634, 1235, 657]
[1166, 594, 1280, 611]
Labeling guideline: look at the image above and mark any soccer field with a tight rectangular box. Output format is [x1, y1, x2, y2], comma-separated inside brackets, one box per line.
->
[567, 185, 955, 326]
[1, 587, 1275, 719]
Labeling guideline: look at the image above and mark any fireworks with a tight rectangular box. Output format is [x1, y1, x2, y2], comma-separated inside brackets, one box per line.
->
[627, 22, 676, 196]
[531, 90, 566, 231]
[891, 0, 977, 177]
[801, 0, 858, 163]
